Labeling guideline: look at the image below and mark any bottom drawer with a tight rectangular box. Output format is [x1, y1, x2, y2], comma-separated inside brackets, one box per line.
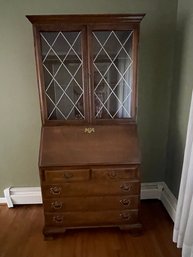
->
[45, 210, 138, 227]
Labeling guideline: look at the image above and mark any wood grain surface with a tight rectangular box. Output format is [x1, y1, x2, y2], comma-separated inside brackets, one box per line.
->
[0, 200, 181, 257]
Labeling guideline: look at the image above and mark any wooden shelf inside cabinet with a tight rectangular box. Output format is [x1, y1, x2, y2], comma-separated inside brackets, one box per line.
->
[27, 13, 144, 238]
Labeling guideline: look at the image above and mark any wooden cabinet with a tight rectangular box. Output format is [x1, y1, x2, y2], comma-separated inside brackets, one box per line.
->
[27, 14, 144, 238]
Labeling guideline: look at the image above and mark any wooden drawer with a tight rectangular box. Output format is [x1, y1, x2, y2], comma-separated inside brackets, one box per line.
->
[44, 195, 139, 212]
[92, 166, 139, 180]
[42, 181, 140, 198]
[45, 210, 138, 227]
[44, 169, 90, 183]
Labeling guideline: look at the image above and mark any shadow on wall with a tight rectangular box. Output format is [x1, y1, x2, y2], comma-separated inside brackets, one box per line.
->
[137, 19, 176, 184]
[165, 16, 193, 198]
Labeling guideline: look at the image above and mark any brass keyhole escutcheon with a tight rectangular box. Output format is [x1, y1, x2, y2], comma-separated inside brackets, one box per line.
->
[84, 127, 95, 134]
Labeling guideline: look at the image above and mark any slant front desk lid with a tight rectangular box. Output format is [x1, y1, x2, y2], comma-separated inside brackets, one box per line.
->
[39, 125, 140, 167]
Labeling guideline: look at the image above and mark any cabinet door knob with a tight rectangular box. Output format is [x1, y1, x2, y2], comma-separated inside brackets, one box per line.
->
[120, 183, 131, 191]
[120, 212, 130, 220]
[53, 215, 63, 224]
[49, 186, 61, 195]
[51, 200, 63, 210]
[120, 198, 130, 206]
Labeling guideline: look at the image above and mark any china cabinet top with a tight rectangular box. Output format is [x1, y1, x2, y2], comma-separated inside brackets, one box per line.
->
[27, 14, 144, 125]
[27, 14, 145, 25]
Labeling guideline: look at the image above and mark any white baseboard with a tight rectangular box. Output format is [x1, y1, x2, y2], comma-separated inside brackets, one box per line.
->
[140, 182, 164, 200]
[3, 187, 42, 207]
[0, 197, 6, 204]
[160, 182, 177, 222]
[140, 182, 177, 221]
[1, 182, 177, 221]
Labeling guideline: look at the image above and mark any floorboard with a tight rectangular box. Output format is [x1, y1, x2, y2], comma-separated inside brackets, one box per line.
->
[0, 200, 181, 257]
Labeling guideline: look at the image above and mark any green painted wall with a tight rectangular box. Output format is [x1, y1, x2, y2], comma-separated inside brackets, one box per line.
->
[0, 0, 178, 196]
[165, 0, 193, 198]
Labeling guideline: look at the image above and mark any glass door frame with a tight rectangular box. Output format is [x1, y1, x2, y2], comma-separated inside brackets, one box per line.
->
[27, 14, 144, 125]
[33, 24, 90, 125]
[88, 23, 140, 124]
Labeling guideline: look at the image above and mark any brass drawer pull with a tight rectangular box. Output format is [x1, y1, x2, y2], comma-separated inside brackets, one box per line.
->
[120, 199, 130, 206]
[49, 186, 61, 195]
[63, 172, 73, 179]
[120, 183, 131, 191]
[107, 171, 117, 179]
[51, 200, 63, 210]
[53, 215, 63, 224]
[120, 212, 130, 220]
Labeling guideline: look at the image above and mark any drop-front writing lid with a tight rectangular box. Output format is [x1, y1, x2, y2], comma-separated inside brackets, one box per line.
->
[39, 124, 140, 167]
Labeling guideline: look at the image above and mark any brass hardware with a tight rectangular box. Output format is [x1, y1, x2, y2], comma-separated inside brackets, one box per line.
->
[49, 186, 61, 195]
[120, 212, 130, 220]
[63, 172, 73, 179]
[120, 198, 130, 206]
[108, 170, 117, 179]
[53, 215, 63, 223]
[120, 183, 131, 191]
[84, 127, 95, 134]
[51, 200, 63, 210]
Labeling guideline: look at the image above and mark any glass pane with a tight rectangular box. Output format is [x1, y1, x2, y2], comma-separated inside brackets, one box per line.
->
[40, 31, 84, 120]
[93, 30, 133, 119]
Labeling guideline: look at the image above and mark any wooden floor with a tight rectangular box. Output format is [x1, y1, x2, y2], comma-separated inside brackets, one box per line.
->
[0, 200, 181, 257]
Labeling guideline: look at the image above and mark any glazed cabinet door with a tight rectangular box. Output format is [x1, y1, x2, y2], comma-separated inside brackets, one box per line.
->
[34, 25, 90, 124]
[29, 18, 141, 125]
[89, 25, 139, 123]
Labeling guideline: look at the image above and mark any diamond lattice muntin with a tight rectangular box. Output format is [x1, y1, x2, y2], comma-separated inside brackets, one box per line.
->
[40, 31, 84, 120]
[93, 30, 133, 119]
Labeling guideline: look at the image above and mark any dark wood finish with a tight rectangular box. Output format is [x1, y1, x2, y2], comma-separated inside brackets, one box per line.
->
[88, 23, 140, 124]
[44, 195, 139, 212]
[41, 162, 141, 235]
[27, 14, 144, 238]
[26, 14, 145, 25]
[39, 124, 140, 167]
[131, 25, 140, 118]
[42, 181, 140, 198]
[44, 168, 90, 182]
[0, 201, 181, 257]
[45, 209, 139, 227]
[27, 14, 144, 125]
[32, 26, 47, 125]
[92, 166, 139, 180]
[33, 25, 89, 125]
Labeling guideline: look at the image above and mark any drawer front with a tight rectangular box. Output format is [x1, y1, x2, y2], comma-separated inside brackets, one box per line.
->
[45, 210, 138, 227]
[92, 166, 139, 180]
[44, 169, 90, 183]
[42, 181, 140, 198]
[44, 195, 139, 212]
